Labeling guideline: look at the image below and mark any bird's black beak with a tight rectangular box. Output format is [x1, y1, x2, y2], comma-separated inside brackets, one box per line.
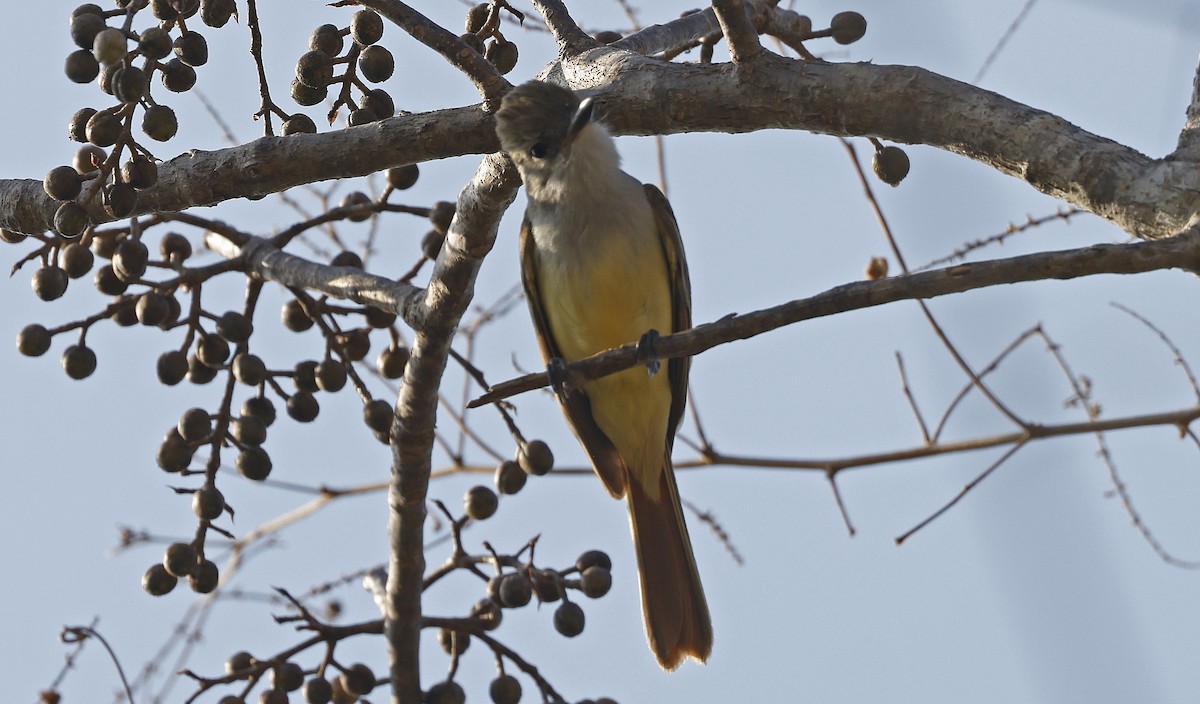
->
[563, 97, 594, 148]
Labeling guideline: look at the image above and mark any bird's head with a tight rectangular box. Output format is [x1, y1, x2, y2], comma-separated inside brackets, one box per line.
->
[495, 81, 601, 197]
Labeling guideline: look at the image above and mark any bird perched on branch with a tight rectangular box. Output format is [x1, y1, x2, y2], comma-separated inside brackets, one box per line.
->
[495, 80, 712, 670]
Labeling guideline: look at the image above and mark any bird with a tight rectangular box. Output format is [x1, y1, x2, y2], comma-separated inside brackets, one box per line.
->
[494, 80, 712, 669]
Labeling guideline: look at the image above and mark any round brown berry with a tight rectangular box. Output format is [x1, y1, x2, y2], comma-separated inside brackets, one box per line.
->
[576, 550, 612, 573]
[498, 572, 532, 608]
[518, 440, 553, 476]
[830, 11, 867, 44]
[350, 10, 384, 45]
[17, 324, 52, 357]
[287, 391, 320, 422]
[62, 344, 97, 379]
[309, 24, 343, 57]
[553, 601, 585, 637]
[464, 485, 499, 520]
[489, 675, 521, 704]
[580, 566, 612, 598]
[357, 45, 394, 83]
[192, 485, 225, 520]
[189, 558, 219, 593]
[386, 164, 419, 190]
[178, 406, 212, 442]
[143, 104, 179, 141]
[237, 447, 272, 480]
[33, 266, 69, 301]
[54, 202, 89, 238]
[61, 242, 94, 278]
[296, 50, 333, 88]
[271, 662, 305, 692]
[157, 350, 189, 385]
[315, 359, 347, 392]
[872, 145, 910, 186]
[216, 310, 253, 343]
[242, 396, 277, 426]
[363, 399, 393, 433]
[282, 113, 317, 135]
[164, 542, 198, 577]
[340, 663, 375, 696]
[143, 563, 178, 596]
[494, 460, 526, 495]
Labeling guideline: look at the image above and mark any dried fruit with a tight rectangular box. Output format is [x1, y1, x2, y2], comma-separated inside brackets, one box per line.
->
[32, 266, 69, 301]
[143, 104, 179, 141]
[158, 350, 189, 385]
[489, 674, 522, 704]
[17, 324, 52, 357]
[357, 45, 394, 83]
[518, 440, 553, 476]
[309, 24, 343, 57]
[65, 48, 100, 83]
[282, 113, 317, 135]
[386, 164, 419, 190]
[553, 601, 585, 637]
[93, 27, 128, 65]
[61, 242, 95, 278]
[296, 50, 333, 88]
[237, 446, 272, 480]
[830, 11, 866, 44]
[54, 202, 89, 238]
[143, 563, 178, 596]
[494, 460, 526, 495]
[192, 485, 224, 520]
[174, 31, 209, 66]
[872, 145, 910, 186]
[350, 10, 384, 45]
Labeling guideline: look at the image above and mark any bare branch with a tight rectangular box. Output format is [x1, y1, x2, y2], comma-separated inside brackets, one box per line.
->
[531, 0, 598, 56]
[5, 57, 1194, 239]
[470, 232, 1200, 407]
[711, 0, 763, 63]
[384, 153, 520, 701]
[204, 232, 428, 328]
[358, 0, 508, 107]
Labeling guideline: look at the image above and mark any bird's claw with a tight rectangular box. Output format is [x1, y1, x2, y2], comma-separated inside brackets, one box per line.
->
[547, 357, 571, 397]
[636, 329, 662, 377]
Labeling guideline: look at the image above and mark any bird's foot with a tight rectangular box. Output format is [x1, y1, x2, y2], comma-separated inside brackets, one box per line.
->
[546, 356, 572, 397]
[636, 329, 662, 377]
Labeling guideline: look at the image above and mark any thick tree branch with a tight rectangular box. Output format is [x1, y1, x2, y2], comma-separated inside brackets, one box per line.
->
[384, 153, 519, 703]
[531, 0, 598, 56]
[470, 230, 1200, 407]
[711, 0, 763, 64]
[3, 11, 1198, 240]
[204, 233, 429, 328]
[0, 107, 496, 235]
[1179, 54, 1200, 153]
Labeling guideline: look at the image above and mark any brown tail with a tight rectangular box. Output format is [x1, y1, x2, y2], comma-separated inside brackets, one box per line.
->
[626, 456, 713, 670]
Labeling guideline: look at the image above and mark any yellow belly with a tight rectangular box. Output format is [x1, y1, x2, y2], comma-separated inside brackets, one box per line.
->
[538, 229, 673, 491]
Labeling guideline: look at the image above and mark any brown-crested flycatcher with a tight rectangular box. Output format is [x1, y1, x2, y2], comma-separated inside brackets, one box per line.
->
[495, 81, 712, 669]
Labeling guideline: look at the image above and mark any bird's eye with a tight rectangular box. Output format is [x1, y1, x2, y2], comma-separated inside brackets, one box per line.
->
[529, 143, 549, 159]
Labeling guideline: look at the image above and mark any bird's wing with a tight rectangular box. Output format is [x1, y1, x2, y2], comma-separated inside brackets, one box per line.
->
[519, 216, 629, 497]
[644, 184, 692, 443]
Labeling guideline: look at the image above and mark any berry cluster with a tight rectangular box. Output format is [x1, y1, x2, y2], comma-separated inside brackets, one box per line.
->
[52, 1, 234, 237]
[460, 2, 520, 75]
[288, 9, 397, 133]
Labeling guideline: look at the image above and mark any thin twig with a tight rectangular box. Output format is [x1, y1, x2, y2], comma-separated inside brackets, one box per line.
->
[894, 352, 931, 443]
[1111, 302, 1200, 402]
[61, 625, 136, 704]
[973, 0, 1040, 84]
[840, 137, 1028, 428]
[895, 439, 1028, 544]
